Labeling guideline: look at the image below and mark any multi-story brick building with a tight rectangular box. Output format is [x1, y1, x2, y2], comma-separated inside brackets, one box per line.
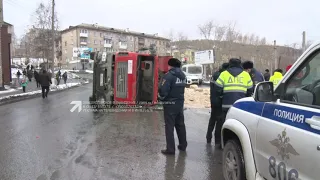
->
[0, 22, 13, 87]
[59, 23, 171, 68]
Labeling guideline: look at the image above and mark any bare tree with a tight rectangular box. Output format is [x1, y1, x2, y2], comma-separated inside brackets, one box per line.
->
[260, 37, 267, 45]
[167, 29, 176, 42]
[198, 20, 215, 40]
[214, 25, 227, 41]
[248, 33, 255, 44]
[28, 2, 59, 69]
[254, 35, 260, 45]
[177, 32, 188, 41]
[225, 21, 237, 42]
[236, 33, 243, 43]
[242, 34, 249, 44]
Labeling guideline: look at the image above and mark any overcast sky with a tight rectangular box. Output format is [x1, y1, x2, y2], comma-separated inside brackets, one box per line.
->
[3, 0, 319, 46]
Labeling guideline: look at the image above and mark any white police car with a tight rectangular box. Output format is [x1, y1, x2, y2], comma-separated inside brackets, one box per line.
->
[221, 42, 320, 180]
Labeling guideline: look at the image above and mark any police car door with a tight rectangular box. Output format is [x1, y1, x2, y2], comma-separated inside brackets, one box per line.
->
[255, 47, 320, 180]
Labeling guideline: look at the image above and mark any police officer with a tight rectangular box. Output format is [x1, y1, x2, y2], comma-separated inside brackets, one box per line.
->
[206, 62, 229, 144]
[242, 60, 264, 89]
[158, 58, 187, 155]
[213, 58, 254, 147]
[270, 68, 283, 87]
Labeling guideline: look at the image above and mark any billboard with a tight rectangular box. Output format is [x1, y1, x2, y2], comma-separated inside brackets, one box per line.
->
[73, 47, 93, 59]
[195, 50, 215, 64]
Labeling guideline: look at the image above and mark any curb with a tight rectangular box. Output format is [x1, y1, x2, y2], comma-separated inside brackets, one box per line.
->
[0, 81, 90, 106]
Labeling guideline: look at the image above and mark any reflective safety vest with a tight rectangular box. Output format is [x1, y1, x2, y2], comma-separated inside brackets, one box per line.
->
[269, 72, 283, 87]
[215, 70, 253, 108]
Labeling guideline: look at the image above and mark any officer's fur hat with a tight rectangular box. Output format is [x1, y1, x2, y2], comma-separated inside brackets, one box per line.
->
[168, 58, 181, 68]
[221, 63, 229, 70]
[275, 68, 283, 73]
[242, 61, 254, 69]
[228, 58, 242, 67]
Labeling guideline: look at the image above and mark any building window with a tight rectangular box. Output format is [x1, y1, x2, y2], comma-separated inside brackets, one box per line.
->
[94, 40, 97, 44]
[94, 32, 97, 36]
[94, 48, 97, 51]
[100, 33, 103, 37]
[80, 37, 87, 42]
[105, 39, 112, 44]
[65, 41, 67, 46]
[100, 41, 103, 45]
[80, 29, 88, 33]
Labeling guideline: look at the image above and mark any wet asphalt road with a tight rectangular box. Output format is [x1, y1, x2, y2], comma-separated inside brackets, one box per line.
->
[0, 84, 223, 180]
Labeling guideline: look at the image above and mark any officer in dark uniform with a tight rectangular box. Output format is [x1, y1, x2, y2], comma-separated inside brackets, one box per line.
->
[242, 60, 264, 89]
[158, 58, 187, 155]
[213, 58, 254, 147]
[206, 62, 229, 144]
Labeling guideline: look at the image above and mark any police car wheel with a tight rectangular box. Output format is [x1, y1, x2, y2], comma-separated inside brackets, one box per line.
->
[222, 140, 246, 180]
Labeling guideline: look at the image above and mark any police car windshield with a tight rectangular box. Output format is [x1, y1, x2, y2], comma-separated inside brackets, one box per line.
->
[188, 66, 202, 74]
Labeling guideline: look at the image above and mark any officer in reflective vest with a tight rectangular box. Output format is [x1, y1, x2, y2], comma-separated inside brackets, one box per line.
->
[206, 62, 229, 144]
[212, 58, 254, 147]
[270, 68, 283, 88]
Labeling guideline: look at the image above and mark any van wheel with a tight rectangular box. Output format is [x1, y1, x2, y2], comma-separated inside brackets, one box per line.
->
[223, 140, 246, 180]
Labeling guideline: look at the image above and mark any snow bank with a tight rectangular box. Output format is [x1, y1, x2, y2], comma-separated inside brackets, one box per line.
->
[0, 88, 16, 94]
[0, 81, 89, 101]
[85, 70, 93, 73]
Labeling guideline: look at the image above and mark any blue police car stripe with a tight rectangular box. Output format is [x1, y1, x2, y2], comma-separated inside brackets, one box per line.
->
[233, 101, 320, 135]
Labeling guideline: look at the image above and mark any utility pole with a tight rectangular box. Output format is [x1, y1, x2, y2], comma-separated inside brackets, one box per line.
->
[51, 0, 55, 75]
[273, 40, 277, 71]
[0, 0, 3, 89]
[302, 31, 306, 52]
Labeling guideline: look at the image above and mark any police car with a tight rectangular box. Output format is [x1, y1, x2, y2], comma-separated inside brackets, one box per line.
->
[221, 42, 320, 180]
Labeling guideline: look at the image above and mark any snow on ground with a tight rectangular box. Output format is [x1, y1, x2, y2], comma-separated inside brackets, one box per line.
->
[11, 68, 23, 79]
[85, 70, 93, 73]
[0, 81, 89, 101]
[0, 88, 16, 94]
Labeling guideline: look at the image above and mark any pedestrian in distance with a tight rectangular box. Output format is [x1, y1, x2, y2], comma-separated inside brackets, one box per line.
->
[264, 69, 270, 81]
[213, 58, 254, 148]
[27, 69, 33, 82]
[206, 62, 229, 145]
[56, 70, 61, 85]
[34, 70, 41, 88]
[21, 75, 28, 93]
[158, 58, 187, 155]
[62, 71, 68, 84]
[16, 70, 21, 82]
[39, 69, 52, 98]
[23, 69, 26, 76]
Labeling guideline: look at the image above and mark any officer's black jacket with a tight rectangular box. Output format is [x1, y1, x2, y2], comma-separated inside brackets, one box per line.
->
[158, 67, 186, 106]
[210, 70, 222, 108]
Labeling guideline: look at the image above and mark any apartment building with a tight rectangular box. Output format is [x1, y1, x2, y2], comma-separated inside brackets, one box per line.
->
[60, 23, 171, 66]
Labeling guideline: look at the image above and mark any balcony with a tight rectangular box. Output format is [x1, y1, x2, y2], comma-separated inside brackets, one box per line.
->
[80, 33, 88, 37]
[119, 42, 127, 49]
[80, 41, 87, 45]
[104, 43, 112, 48]
[138, 38, 145, 45]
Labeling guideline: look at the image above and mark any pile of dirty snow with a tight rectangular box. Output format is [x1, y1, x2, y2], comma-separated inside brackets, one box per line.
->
[0, 88, 16, 94]
[0, 81, 89, 101]
[54, 70, 80, 79]
[184, 85, 210, 108]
